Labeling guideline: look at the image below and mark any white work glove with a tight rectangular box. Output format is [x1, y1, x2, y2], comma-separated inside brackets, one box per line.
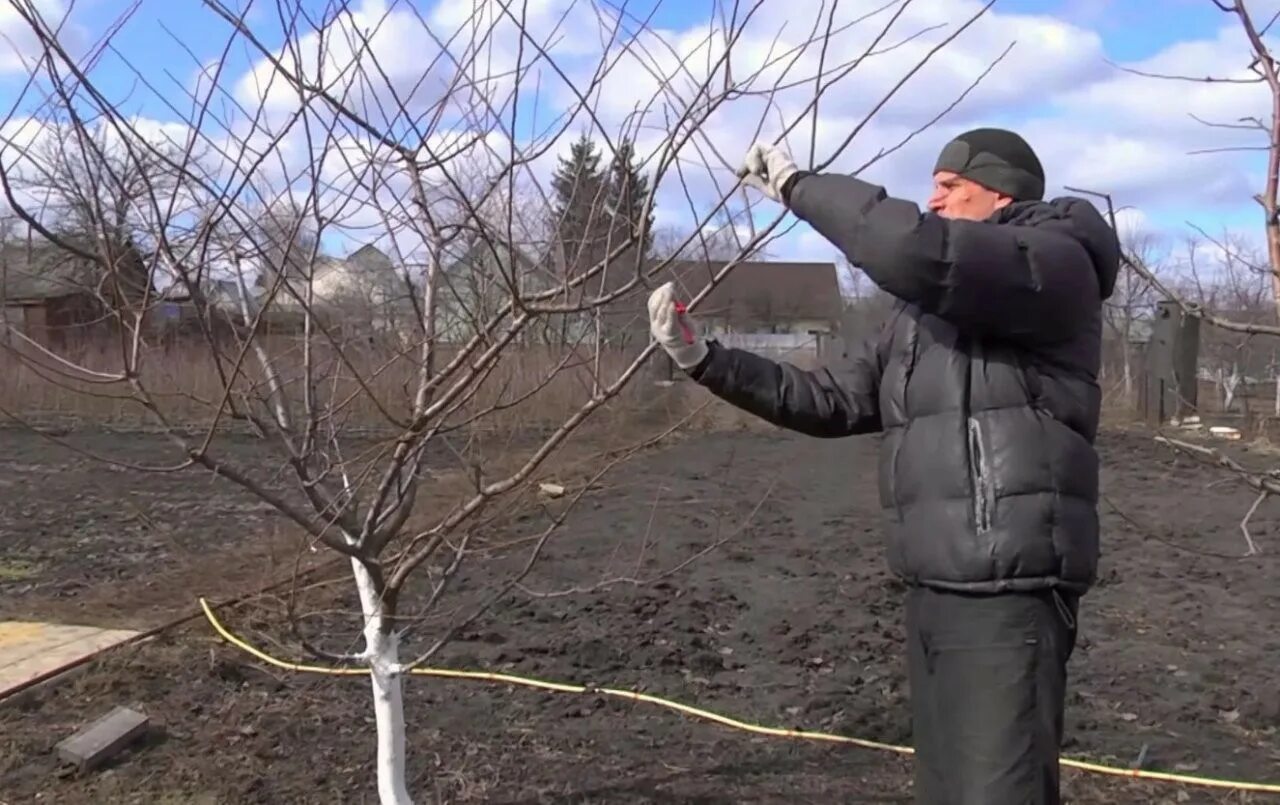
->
[647, 282, 708, 370]
[736, 141, 799, 203]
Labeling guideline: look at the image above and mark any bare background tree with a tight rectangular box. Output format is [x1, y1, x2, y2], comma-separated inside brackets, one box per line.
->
[0, 0, 1007, 801]
[1100, 226, 1161, 405]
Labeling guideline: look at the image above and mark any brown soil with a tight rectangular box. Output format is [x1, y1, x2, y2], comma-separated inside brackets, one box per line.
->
[1, 424, 1278, 803]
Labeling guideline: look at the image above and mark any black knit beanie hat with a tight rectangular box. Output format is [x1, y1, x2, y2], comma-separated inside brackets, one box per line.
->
[933, 128, 1045, 201]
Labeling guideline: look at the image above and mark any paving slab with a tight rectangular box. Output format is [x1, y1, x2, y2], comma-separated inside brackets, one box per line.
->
[0, 621, 140, 698]
[57, 704, 150, 771]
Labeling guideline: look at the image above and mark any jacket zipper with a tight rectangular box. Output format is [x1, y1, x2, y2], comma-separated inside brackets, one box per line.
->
[967, 416, 993, 534]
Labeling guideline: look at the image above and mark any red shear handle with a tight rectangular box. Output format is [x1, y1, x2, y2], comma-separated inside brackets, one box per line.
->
[672, 301, 695, 345]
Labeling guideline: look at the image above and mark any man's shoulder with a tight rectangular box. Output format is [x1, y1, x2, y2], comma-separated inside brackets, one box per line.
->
[995, 196, 1108, 228]
[992, 197, 1119, 300]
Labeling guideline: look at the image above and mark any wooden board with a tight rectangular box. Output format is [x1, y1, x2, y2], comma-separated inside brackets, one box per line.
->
[0, 621, 140, 699]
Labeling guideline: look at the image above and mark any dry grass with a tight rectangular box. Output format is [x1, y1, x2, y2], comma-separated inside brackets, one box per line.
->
[1101, 398, 1144, 428]
[0, 334, 710, 434]
[7, 335, 1149, 443]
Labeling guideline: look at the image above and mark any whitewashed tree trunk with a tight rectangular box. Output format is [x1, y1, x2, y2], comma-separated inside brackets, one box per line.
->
[1121, 316, 1134, 403]
[1221, 365, 1242, 412]
[1122, 352, 1133, 402]
[351, 557, 413, 805]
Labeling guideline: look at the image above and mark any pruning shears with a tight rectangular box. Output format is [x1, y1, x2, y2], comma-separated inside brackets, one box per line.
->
[672, 300, 695, 345]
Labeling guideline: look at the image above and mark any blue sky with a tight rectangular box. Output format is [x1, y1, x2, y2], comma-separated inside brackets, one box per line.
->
[1002, 0, 1219, 60]
[0, 0, 1273, 266]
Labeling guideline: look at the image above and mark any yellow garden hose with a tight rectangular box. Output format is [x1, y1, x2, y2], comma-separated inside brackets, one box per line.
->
[198, 599, 1280, 796]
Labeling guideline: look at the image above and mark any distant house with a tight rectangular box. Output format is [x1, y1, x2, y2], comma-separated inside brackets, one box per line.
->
[435, 238, 545, 344]
[0, 238, 151, 349]
[586, 256, 837, 336]
[560, 258, 842, 374]
[154, 243, 418, 339]
[150, 278, 250, 340]
[669, 260, 842, 371]
[666, 260, 842, 336]
[261, 243, 418, 334]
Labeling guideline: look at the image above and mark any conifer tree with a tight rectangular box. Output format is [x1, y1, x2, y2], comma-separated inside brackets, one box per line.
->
[549, 133, 608, 277]
[606, 138, 653, 260]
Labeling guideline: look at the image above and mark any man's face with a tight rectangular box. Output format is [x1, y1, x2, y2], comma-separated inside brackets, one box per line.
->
[926, 171, 1013, 220]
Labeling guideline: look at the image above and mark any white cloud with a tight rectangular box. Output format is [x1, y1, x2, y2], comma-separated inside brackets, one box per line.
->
[2, 0, 1273, 271]
[79, 1, 1126, 264]
[1058, 30, 1266, 140]
[493, 0, 1121, 262]
[1021, 124, 1257, 207]
[705, 6, 1271, 259]
[0, 115, 207, 236]
[232, 0, 462, 133]
[1028, 21, 1268, 209]
[1112, 206, 1149, 241]
[0, 0, 67, 74]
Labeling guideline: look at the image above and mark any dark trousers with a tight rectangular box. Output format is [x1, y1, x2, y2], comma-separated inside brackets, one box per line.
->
[906, 586, 1079, 805]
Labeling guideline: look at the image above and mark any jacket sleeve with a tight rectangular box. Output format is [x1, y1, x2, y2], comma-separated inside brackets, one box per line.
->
[785, 173, 1099, 345]
[686, 319, 887, 438]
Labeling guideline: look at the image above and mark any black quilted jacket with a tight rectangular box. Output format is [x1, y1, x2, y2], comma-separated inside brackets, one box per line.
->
[688, 172, 1121, 594]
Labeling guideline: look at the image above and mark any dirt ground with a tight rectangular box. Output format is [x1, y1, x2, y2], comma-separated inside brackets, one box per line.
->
[1, 421, 1278, 804]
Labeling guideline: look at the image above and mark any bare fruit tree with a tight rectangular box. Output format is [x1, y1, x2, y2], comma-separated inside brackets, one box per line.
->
[0, 0, 1005, 801]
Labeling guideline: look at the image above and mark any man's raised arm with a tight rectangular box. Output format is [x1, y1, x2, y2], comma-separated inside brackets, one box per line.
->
[784, 172, 1105, 345]
[648, 282, 886, 438]
[736, 140, 1116, 347]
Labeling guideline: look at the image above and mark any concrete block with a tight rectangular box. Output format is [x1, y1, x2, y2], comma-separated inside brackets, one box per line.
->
[56, 705, 149, 771]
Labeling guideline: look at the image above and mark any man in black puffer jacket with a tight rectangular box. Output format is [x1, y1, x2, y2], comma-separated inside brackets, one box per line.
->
[646, 128, 1120, 805]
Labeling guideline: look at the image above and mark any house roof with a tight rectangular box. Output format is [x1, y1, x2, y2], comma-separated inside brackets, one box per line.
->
[328, 242, 400, 280]
[441, 238, 541, 277]
[1, 238, 154, 305]
[0, 243, 100, 302]
[348, 243, 392, 267]
[574, 257, 841, 335]
[663, 260, 842, 325]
